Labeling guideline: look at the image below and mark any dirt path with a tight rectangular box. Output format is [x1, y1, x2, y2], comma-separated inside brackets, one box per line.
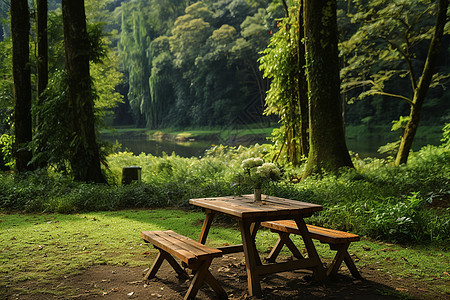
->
[7, 253, 448, 300]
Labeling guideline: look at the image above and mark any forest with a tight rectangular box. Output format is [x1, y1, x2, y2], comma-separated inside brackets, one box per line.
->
[0, 1, 449, 298]
[0, 0, 449, 175]
[1, 0, 449, 127]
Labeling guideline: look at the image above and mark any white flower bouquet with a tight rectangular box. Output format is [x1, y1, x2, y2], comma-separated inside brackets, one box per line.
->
[240, 158, 281, 190]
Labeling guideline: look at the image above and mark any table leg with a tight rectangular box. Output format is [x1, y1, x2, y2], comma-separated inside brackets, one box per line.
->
[293, 217, 327, 281]
[239, 220, 262, 297]
[250, 222, 262, 266]
[198, 210, 215, 244]
[250, 222, 260, 239]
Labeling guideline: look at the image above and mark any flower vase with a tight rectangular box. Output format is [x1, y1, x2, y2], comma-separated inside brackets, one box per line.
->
[254, 188, 262, 202]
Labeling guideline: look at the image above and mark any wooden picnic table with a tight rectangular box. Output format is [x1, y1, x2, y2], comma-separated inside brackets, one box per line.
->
[189, 194, 327, 297]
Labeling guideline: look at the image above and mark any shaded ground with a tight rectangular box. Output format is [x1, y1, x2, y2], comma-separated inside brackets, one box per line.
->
[6, 253, 448, 300]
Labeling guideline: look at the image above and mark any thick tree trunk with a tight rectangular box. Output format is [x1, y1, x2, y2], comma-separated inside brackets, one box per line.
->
[302, 0, 353, 179]
[395, 0, 449, 165]
[11, 0, 33, 172]
[62, 0, 106, 183]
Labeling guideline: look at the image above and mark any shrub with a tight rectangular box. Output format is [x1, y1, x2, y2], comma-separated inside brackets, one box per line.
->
[1, 144, 448, 244]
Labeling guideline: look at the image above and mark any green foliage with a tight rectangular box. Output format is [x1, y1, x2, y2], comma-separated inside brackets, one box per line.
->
[0, 4, 124, 175]
[2, 143, 449, 244]
[391, 116, 411, 132]
[259, 9, 306, 166]
[31, 70, 72, 173]
[442, 123, 450, 147]
[341, 0, 450, 125]
[0, 133, 14, 168]
[90, 51, 124, 114]
[118, 0, 281, 128]
[0, 37, 13, 110]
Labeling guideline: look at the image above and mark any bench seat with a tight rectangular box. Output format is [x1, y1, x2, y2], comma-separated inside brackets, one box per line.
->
[261, 220, 362, 279]
[141, 230, 227, 300]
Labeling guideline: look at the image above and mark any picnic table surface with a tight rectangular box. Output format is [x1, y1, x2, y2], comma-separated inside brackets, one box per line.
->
[189, 194, 323, 221]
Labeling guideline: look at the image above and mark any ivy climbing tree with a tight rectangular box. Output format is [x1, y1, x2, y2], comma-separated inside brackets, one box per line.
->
[302, 0, 354, 178]
[260, 12, 307, 166]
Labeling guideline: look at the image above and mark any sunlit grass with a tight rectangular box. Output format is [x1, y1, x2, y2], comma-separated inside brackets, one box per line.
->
[1, 209, 449, 298]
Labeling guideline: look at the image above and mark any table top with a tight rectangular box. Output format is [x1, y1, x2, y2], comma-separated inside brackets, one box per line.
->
[189, 194, 323, 221]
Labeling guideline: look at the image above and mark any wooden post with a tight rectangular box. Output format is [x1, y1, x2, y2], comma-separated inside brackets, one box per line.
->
[122, 166, 142, 184]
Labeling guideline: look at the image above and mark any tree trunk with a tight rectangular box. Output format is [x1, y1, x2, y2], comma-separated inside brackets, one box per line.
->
[62, 0, 106, 183]
[302, 0, 353, 179]
[11, 0, 33, 172]
[395, 0, 449, 165]
[297, 1, 309, 158]
[36, 0, 48, 100]
[34, 0, 48, 168]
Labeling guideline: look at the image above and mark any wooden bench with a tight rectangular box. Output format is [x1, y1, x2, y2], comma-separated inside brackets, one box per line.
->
[260, 220, 362, 279]
[141, 230, 227, 300]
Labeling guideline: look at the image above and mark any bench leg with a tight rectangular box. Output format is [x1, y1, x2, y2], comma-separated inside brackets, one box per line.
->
[266, 232, 304, 263]
[327, 243, 362, 279]
[327, 243, 348, 277]
[344, 251, 362, 279]
[144, 249, 189, 280]
[185, 259, 225, 300]
[204, 270, 228, 299]
[293, 217, 327, 281]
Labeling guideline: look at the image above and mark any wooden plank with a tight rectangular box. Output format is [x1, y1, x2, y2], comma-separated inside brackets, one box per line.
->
[261, 220, 360, 243]
[158, 233, 207, 260]
[141, 231, 222, 266]
[217, 244, 244, 254]
[142, 231, 198, 265]
[142, 230, 218, 257]
[255, 258, 318, 276]
[153, 231, 221, 257]
[165, 231, 222, 258]
[189, 196, 323, 221]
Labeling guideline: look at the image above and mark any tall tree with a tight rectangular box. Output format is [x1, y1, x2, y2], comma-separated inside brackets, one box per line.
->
[396, 0, 449, 165]
[10, 0, 33, 172]
[302, 0, 353, 178]
[34, 0, 48, 168]
[296, 2, 309, 159]
[36, 0, 48, 100]
[62, 0, 106, 183]
[341, 0, 450, 165]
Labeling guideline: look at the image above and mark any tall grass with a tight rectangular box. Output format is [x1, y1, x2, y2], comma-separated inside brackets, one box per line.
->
[0, 144, 448, 244]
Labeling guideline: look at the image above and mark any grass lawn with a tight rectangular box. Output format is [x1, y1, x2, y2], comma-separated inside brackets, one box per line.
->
[1, 209, 449, 297]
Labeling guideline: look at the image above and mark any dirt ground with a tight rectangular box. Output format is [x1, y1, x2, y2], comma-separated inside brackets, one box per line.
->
[6, 253, 448, 300]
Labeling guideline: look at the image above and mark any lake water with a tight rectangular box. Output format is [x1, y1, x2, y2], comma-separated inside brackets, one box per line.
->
[102, 134, 440, 159]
